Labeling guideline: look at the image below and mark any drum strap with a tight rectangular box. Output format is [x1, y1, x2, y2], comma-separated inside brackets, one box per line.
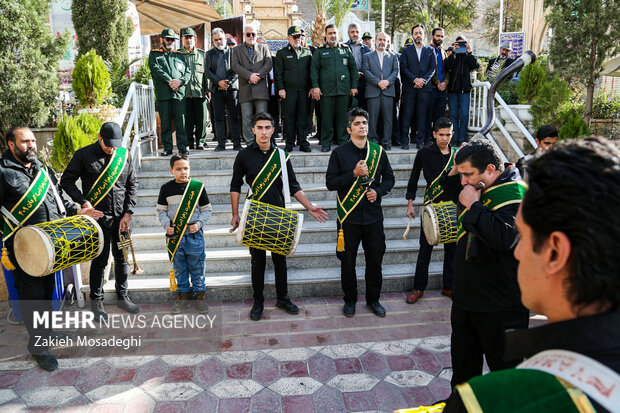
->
[278, 149, 292, 207]
[424, 147, 457, 205]
[250, 148, 290, 202]
[167, 179, 204, 263]
[86, 147, 128, 207]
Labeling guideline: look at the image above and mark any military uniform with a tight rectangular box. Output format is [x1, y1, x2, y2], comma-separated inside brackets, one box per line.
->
[179, 27, 207, 149]
[148, 28, 191, 155]
[310, 43, 358, 151]
[274, 26, 313, 152]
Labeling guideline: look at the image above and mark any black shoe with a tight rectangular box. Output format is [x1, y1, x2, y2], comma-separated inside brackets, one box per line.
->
[321, 147, 330, 152]
[188, 144, 195, 150]
[300, 146, 312, 152]
[214, 146, 226, 152]
[343, 302, 356, 317]
[91, 300, 108, 323]
[401, 144, 410, 150]
[416, 143, 424, 150]
[117, 296, 140, 313]
[368, 301, 386, 317]
[276, 298, 299, 315]
[180, 150, 190, 155]
[233, 145, 242, 151]
[196, 145, 205, 150]
[382, 145, 391, 151]
[250, 303, 264, 321]
[160, 150, 173, 157]
[284, 146, 294, 152]
[33, 351, 58, 371]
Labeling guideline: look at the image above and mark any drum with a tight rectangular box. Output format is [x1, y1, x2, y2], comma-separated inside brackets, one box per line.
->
[422, 201, 458, 245]
[13, 215, 104, 277]
[236, 199, 303, 256]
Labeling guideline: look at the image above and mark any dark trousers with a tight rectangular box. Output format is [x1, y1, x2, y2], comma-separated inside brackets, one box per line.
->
[450, 305, 530, 387]
[282, 90, 310, 149]
[351, 85, 367, 111]
[414, 232, 455, 291]
[338, 220, 386, 304]
[314, 99, 322, 141]
[185, 97, 206, 147]
[249, 247, 288, 303]
[212, 89, 241, 147]
[320, 95, 349, 149]
[159, 99, 187, 152]
[428, 88, 448, 140]
[89, 216, 129, 301]
[400, 90, 431, 146]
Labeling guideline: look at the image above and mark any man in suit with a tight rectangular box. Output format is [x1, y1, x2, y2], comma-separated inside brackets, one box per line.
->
[362, 32, 399, 150]
[231, 24, 273, 144]
[399, 24, 436, 150]
[344, 23, 371, 111]
[428, 27, 450, 143]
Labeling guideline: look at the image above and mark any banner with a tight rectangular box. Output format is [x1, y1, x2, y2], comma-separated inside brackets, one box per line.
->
[352, 0, 369, 10]
[500, 32, 525, 60]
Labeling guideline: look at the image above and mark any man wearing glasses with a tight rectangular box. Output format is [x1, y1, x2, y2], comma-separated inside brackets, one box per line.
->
[231, 24, 273, 144]
[148, 28, 191, 156]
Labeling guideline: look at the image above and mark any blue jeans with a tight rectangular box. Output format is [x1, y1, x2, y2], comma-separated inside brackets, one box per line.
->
[448, 92, 470, 144]
[173, 231, 206, 293]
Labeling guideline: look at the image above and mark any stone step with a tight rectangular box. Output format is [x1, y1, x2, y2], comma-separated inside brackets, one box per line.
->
[89, 262, 445, 302]
[132, 217, 424, 250]
[131, 197, 418, 226]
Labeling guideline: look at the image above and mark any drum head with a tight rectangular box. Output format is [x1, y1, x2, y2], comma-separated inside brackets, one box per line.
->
[14, 226, 54, 277]
[422, 205, 440, 245]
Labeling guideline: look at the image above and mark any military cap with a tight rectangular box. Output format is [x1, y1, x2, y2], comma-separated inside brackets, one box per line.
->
[362, 32, 372, 39]
[181, 27, 196, 37]
[161, 28, 176, 39]
[288, 26, 302, 36]
[404, 37, 413, 47]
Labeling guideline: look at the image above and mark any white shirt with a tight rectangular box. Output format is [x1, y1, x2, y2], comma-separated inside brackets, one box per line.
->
[376, 50, 385, 69]
[415, 44, 423, 61]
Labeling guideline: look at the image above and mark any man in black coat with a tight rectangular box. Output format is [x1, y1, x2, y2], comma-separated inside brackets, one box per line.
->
[61, 123, 139, 321]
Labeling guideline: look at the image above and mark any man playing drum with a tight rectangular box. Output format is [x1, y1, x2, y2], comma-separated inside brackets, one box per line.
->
[61, 122, 140, 321]
[0, 126, 102, 371]
[405, 117, 459, 304]
[230, 113, 327, 321]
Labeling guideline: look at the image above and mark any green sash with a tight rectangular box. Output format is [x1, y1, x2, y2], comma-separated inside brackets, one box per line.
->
[250, 149, 290, 201]
[423, 147, 457, 205]
[167, 179, 204, 262]
[86, 147, 128, 206]
[1, 167, 52, 241]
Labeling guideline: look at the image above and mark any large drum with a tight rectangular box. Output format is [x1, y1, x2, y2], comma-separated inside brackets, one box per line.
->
[236, 199, 303, 256]
[14, 215, 103, 277]
[422, 201, 458, 246]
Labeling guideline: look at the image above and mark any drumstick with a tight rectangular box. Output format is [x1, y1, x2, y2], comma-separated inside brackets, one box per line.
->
[403, 216, 412, 240]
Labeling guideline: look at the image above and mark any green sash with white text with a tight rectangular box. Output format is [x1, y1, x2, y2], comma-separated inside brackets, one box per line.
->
[250, 149, 290, 201]
[424, 147, 457, 205]
[86, 147, 127, 206]
[167, 179, 204, 262]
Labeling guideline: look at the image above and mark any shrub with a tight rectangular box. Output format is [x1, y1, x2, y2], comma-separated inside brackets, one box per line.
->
[558, 107, 590, 140]
[73, 49, 111, 108]
[52, 113, 101, 171]
[497, 80, 519, 105]
[133, 58, 152, 85]
[531, 75, 572, 130]
[592, 92, 620, 119]
[517, 60, 546, 104]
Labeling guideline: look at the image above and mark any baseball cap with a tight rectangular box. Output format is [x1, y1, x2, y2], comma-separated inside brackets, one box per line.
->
[288, 26, 302, 36]
[161, 28, 176, 39]
[362, 32, 372, 39]
[100, 122, 123, 147]
[181, 27, 196, 37]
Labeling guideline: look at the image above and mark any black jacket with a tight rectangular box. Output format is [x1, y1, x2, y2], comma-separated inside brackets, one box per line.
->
[440, 164, 526, 312]
[445, 52, 480, 94]
[60, 143, 137, 222]
[485, 56, 515, 74]
[204, 46, 239, 93]
[406, 143, 458, 201]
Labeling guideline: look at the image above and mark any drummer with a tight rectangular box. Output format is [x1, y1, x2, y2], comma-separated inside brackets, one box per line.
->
[230, 112, 328, 321]
[404, 117, 459, 304]
[0, 126, 102, 371]
[61, 122, 140, 321]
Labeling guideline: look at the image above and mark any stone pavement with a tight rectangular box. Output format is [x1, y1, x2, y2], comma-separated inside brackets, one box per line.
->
[0, 291, 459, 412]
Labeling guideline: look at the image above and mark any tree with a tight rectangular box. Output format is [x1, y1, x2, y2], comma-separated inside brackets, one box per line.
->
[328, 0, 356, 29]
[310, 0, 330, 47]
[72, 0, 133, 65]
[213, 0, 232, 18]
[545, 0, 620, 124]
[72, 49, 111, 108]
[370, 0, 476, 40]
[0, 0, 70, 143]
[482, 0, 523, 45]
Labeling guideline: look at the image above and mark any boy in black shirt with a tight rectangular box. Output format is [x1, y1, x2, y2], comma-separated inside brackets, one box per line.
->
[156, 154, 213, 313]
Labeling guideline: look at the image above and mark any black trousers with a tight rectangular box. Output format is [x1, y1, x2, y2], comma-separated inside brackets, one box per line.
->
[249, 247, 288, 304]
[338, 220, 386, 304]
[185, 97, 207, 147]
[89, 216, 129, 301]
[282, 90, 310, 149]
[212, 89, 241, 148]
[450, 305, 530, 387]
[413, 232, 455, 291]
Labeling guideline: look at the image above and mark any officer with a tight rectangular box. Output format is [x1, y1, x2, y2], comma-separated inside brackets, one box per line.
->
[179, 27, 207, 150]
[362, 32, 374, 50]
[148, 28, 191, 156]
[274, 26, 313, 153]
[310, 24, 358, 152]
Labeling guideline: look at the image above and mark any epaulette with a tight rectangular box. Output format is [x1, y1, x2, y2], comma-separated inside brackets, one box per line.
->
[151, 48, 164, 52]
[340, 43, 350, 49]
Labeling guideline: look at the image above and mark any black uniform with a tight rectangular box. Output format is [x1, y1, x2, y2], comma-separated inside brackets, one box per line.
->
[230, 142, 302, 303]
[0, 151, 78, 355]
[326, 141, 395, 304]
[60, 143, 138, 302]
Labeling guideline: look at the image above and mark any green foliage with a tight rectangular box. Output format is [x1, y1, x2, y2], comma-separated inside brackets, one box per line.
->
[531, 75, 572, 130]
[0, 0, 70, 142]
[592, 92, 620, 120]
[328, 0, 356, 29]
[482, 0, 523, 44]
[52, 113, 101, 171]
[106, 58, 141, 107]
[73, 49, 111, 108]
[72, 0, 133, 65]
[214, 0, 233, 18]
[497, 81, 519, 105]
[517, 60, 546, 104]
[133, 58, 152, 85]
[558, 107, 590, 140]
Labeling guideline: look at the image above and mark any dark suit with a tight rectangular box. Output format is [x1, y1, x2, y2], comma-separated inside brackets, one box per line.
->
[344, 41, 371, 110]
[399, 44, 436, 147]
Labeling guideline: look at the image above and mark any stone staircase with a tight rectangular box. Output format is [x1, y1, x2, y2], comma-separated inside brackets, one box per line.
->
[95, 139, 447, 302]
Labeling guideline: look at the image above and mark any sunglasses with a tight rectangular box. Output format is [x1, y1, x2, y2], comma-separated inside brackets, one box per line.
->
[163, 38, 175, 42]
[292, 35, 301, 39]
[245, 33, 256, 37]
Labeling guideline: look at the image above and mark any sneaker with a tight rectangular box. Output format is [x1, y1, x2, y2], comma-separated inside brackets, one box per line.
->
[194, 291, 210, 314]
[171, 292, 191, 314]
[250, 302, 264, 321]
[117, 296, 140, 313]
[276, 298, 299, 315]
[33, 351, 58, 371]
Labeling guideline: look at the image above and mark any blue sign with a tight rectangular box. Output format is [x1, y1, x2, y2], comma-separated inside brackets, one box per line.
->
[499, 32, 525, 60]
[352, 0, 369, 10]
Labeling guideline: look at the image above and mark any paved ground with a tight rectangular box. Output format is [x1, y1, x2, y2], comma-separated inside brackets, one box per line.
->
[0, 291, 457, 412]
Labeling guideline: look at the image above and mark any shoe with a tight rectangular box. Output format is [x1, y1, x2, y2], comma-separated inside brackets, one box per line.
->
[214, 146, 226, 152]
[368, 301, 386, 317]
[284, 146, 294, 152]
[250, 302, 264, 321]
[188, 144, 195, 150]
[441, 289, 452, 298]
[406, 290, 424, 304]
[382, 145, 391, 151]
[180, 150, 190, 155]
[300, 146, 312, 152]
[401, 144, 410, 150]
[160, 150, 173, 157]
[194, 291, 210, 314]
[171, 292, 191, 314]
[343, 302, 356, 317]
[91, 300, 108, 323]
[416, 143, 424, 150]
[196, 145, 205, 150]
[276, 297, 299, 315]
[33, 351, 58, 371]
[117, 296, 140, 313]
[321, 147, 330, 152]
[233, 145, 242, 151]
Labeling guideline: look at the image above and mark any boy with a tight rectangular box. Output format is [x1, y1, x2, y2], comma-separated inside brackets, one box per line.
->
[156, 154, 213, 313]
[405, 117, 459, 304]
[516, 125, 558, 178]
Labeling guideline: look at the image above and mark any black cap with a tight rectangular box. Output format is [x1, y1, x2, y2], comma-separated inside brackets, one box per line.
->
[100, 122, 123, 147]
[362, 32, 372, 39]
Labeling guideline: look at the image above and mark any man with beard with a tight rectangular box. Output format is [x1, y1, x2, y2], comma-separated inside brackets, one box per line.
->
[344, 23, 371, 110]
[428, 28, 450, 141]
[0, 126, 102, 371]
[485, 41, 515, 78]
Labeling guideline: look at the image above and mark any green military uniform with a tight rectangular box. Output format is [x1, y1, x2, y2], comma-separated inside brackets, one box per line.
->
[274, 26, 313, 152]
[179, 27, 207, 149]
[148, 28, 191, 155]
[310, 42, 358, 151]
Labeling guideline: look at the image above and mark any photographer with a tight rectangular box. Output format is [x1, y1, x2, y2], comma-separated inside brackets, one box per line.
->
[445, 36, 479, 146]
